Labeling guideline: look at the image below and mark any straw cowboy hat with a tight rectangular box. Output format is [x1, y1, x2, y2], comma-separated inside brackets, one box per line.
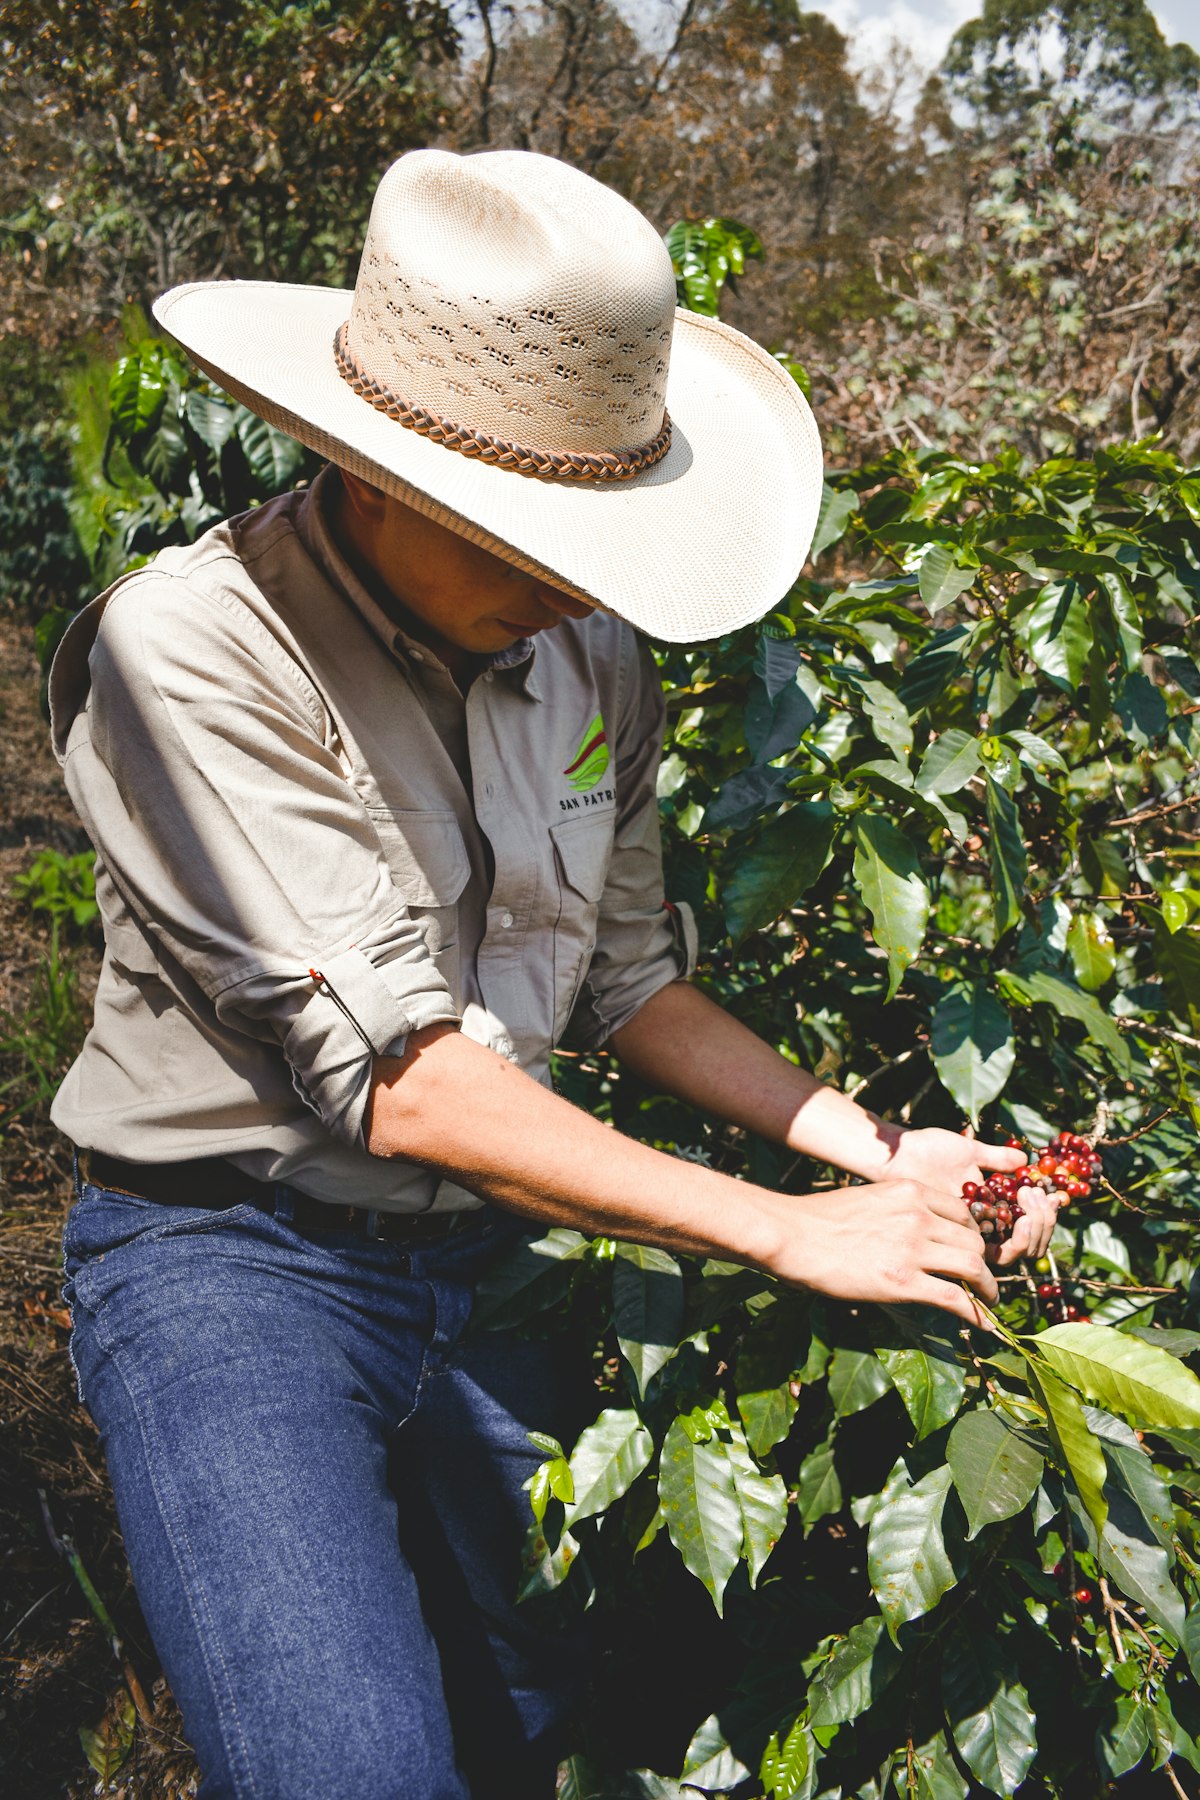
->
[153, 148, 822, 643]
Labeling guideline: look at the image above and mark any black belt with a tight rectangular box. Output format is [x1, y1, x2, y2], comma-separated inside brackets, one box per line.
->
[84, 1152, 481, 1245]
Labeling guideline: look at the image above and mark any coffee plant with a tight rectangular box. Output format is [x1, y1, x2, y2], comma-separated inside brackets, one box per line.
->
[57, 226, 1200, 1798]
[498, 436, 1200, 1798]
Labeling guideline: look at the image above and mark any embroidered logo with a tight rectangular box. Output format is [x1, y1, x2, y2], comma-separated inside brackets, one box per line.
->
[563, 711, 609, 792]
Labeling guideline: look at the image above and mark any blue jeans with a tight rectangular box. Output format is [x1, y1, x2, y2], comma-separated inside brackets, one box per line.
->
[62, 1179, 590, 1800]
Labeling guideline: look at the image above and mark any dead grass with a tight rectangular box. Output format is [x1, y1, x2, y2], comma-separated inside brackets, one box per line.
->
[0, 611, 199, 1798]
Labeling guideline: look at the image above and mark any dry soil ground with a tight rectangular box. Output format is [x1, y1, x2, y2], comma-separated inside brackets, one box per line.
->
[0, 611, 200, 1797]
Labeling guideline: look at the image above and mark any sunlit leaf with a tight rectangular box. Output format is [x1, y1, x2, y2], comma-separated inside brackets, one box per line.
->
[658, 1417, 743, 1614]
[942, 1628, 1038, 1797]
[808, 1615, 901, 1728]
[930, 981, 1016, 1124]
[1035, 1322, 1200, 1430]
[829, 1346, 893, 1417]
[877, 1343, 967, 1439]
[852, 814, 930, 999]
[985, 775, 1027, 939]
[1067, 912, 1116, 990]
[1030, 1366, 1108, 1535]
[867, 1460, 957, 1638]
[947, 1409, 1044, 1538]
[564, 1409, 654, 1528]
[918, 544, 976, 613]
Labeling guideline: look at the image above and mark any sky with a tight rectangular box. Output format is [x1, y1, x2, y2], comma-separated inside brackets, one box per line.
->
[795, 0, 1200, 76]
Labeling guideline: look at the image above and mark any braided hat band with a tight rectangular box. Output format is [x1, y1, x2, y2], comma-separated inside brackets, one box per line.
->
[333, 323, 672, 482]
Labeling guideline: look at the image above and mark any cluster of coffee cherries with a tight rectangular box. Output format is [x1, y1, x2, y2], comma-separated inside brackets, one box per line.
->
[961, 1130, 1104, 1246]
[1036, 1278, 1089, 1324]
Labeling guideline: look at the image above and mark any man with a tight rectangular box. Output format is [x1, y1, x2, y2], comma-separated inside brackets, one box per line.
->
[51, 150, 1054, 1799]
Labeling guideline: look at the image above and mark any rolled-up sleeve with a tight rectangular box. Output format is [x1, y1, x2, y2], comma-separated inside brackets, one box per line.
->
[73, 575, 460, 1146]
[565, 632, 697, 1049]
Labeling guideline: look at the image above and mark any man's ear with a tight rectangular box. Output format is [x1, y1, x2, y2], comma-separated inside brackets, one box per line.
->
[338, 468, 388, 522]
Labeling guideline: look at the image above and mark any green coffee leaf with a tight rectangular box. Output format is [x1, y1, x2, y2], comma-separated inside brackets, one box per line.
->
[1089, 1410, 1175, 1549]
[930, 981, 1016, 1124]
[737, 1380, 798, 1459]
[794, 1434, 842, 1531]
[916, 728, 982, 796]
[985, 776, 1027, 939]
[1035, 1323, 1200, 1430]
[1098, 571, 1144, 671]
[1018, 578, 1092, 694]
[1162, 891, 1191, 935]
[1080, 832, 1129, 898]
[942, 1628, 1038, 1798]
[1096, 1697, 1150, 1779]
[1067, 912, 1116, 990]
[184, 388, 238, 451]
[1030, 1366, 1108, 1535]
[746, 634, 819, 764]
[110, 348, 168, 435]
[1154, 919, 1200, 1030]
[852, 814, 930, 999]
[1099, 1486, 1185, 1640]
[236, 410, 305, 489]
[810, 483, 858, 561]
[564, 1409, 653, 1528]
[723, 802, 837, 944]
[1116, 670, 1168, 744]
[898, 624, 975, 710]
[808, 1615, 901, 1728]
[472, 1229, 589, 1331]
[726, 1420, 788, 1587]
[613, 1242, 685, 1398]
[906, 1730, 969, 1799]
[658, 1417, 743, 1614]
[867, 1461, 957, 1638]
[828, 1346, 892, 1417]
[760, 1715, 811, 1800]
[877, 1343, 967, 1439]
[1003, 968, 1131, 1073]
[517, 1517, 580, 1601]
[852, 675, 914, 761]
[947, 1409, 1044, 1539]
[919, 544, 976, 613]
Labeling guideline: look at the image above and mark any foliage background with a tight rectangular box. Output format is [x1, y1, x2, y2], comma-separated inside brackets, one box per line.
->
[3, 2, 1200, 1796]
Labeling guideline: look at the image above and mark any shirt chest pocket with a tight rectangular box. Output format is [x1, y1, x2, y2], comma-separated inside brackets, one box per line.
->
[367, 808, 470, 972]
[550, 814, 613, 1040]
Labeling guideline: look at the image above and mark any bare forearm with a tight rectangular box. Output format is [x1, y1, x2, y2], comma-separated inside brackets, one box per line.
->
[608, 980, 903, 1179]
[363, 1022, 997, 1325]
[365, 1024, 781, 1267]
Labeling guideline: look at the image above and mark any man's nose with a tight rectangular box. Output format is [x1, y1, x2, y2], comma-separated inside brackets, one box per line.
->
[535, 585, 594, 622]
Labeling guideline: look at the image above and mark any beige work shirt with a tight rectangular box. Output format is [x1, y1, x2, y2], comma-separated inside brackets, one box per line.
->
[49, 467, 696, 1211]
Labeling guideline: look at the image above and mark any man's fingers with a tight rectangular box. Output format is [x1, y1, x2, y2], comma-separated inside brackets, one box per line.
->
[920, 1241, 999, 1304]
[926, 1190, 981, 1227]
[906, 1274, 993, 1330]
[974, 1141, 1029, 1173]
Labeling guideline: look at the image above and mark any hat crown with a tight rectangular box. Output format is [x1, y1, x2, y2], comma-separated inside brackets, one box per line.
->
[345, 149, 677, 455]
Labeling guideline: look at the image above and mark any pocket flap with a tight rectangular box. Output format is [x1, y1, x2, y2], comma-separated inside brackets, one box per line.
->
[551, 815, 612, 904]
[369, 808, 470, 909]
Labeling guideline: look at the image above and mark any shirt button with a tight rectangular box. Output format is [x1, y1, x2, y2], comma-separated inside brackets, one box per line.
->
[500, 911, 514, 929]
[410, 649, 424, 662]
[484, 669, 495, 683]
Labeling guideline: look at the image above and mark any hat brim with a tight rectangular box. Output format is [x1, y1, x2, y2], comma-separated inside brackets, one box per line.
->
[153, 281, 822, 643]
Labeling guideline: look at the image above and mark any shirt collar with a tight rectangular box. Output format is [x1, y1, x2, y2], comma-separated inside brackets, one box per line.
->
[295, 466, 543, 700]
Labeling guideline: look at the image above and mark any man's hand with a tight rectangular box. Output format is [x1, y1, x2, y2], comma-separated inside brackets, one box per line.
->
[761, 1178, 998, 1328]
[883, 1127, 1060, 1265]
